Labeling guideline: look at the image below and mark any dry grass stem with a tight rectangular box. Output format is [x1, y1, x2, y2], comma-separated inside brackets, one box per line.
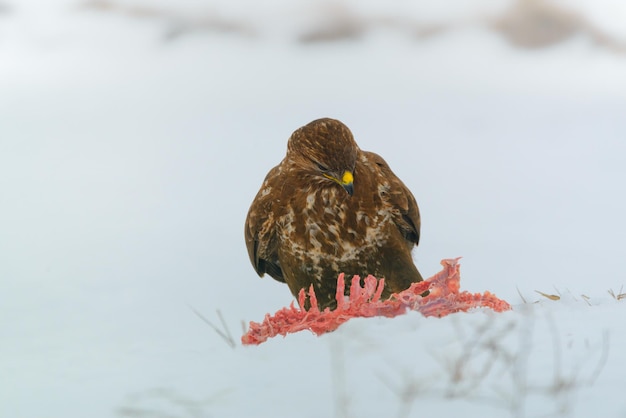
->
[189, 306, 236, 349]
[608, 286, 626, 301]
[535, 290, 560, 301]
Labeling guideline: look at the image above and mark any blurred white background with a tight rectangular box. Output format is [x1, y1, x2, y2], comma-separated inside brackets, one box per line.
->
[1, 1, 625, 417]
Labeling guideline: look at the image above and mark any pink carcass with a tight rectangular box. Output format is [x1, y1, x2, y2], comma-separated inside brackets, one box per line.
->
[242, 258, 511, 345]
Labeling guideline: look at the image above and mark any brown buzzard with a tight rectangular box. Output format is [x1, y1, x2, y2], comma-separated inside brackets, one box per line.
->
[245, 118, 424, 310]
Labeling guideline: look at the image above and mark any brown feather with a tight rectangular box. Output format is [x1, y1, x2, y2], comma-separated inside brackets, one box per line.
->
[244, 118, 424, 310]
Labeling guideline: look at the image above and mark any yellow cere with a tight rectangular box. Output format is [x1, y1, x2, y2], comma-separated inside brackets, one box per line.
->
[341, 171, 354, 185]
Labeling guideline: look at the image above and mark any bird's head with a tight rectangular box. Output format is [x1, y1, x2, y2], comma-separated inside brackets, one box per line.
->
[287, 118, 358, 196]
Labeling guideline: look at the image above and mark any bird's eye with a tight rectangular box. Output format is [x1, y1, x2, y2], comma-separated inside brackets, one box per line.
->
[316, 163, 329, 172]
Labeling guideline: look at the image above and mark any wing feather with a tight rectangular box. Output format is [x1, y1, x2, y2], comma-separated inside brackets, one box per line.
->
[244, 165, 286, 282]
[363, 151, 420, 247]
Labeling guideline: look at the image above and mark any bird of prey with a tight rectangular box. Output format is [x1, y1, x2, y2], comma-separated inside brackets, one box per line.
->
[245, 118, 424, 310]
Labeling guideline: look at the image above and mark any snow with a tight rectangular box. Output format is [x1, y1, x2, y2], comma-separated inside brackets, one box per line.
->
[1, 1, 626, 417]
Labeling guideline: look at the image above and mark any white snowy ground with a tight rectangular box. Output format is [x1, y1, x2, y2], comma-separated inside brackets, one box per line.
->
[1, 1, 626, 417]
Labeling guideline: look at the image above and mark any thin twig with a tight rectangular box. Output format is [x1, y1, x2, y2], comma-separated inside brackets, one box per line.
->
[188, 305, 236, 349]
[587, 330, 610, 386]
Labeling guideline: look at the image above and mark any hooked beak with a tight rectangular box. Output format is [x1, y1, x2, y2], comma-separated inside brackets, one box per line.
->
[339, 170, 354, 196]
[342, 181, 354, 196]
